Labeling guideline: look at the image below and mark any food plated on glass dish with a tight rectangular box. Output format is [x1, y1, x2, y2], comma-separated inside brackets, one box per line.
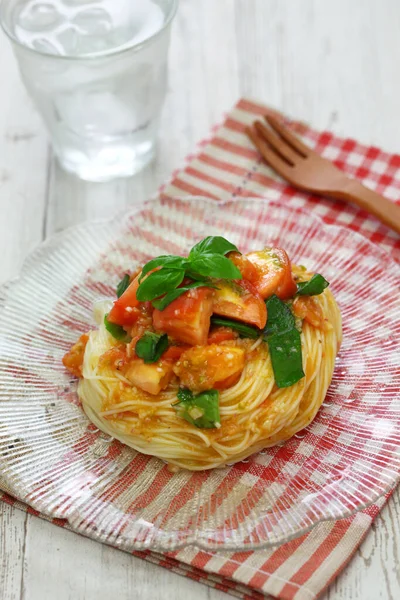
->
[0, 197, 399, 552]
[64, 236, 341, 471]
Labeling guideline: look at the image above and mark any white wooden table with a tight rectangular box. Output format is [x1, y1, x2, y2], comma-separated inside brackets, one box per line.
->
[1, 1, 399, 599]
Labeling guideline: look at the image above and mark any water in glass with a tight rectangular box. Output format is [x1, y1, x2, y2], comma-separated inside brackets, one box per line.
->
[2, 0, 176, 181]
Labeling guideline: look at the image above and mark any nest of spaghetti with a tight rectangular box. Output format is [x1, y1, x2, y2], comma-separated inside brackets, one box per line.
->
[63, 237, 342, 471]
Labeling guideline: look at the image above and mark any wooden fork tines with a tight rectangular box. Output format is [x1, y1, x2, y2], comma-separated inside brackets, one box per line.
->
[246, 115, 400, 234]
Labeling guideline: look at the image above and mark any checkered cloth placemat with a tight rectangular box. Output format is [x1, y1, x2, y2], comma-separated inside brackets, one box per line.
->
[1, 98, 399, 600]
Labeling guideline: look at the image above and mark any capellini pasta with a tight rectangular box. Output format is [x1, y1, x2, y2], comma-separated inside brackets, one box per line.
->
[63, 237, 342, 470]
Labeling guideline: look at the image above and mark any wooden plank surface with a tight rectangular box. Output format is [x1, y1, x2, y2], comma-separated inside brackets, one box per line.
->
[1, 1, 399, 599]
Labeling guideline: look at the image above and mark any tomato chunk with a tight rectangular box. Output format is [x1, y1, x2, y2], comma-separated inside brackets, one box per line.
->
[129, 301, 154, 340]
[153, 287, 214, 346]
[207, 326, 237, 345]
[212, 280, 267, 329]
[108, 274, 141, 327]
[162, 346, 190, 361]
[62, 334, 89, 378]
[214, 372, 242, 390]
[125, 359, 174, 395]
[246, 247, 297, 300]
[173, 344, 245, 393]
[293, 296, 326, 329]
[98, 345, 128, 371]
[228, 251, 259, 283]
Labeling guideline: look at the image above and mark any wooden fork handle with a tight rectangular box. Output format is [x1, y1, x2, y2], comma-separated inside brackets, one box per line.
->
[328, 179, 400, 234]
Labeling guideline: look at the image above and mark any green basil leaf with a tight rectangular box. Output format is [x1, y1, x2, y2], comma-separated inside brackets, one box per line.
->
[139, 256, 188, 283]
[152, 281, 217, 311]
[263, 294, 295, 336]
[189, 236, 240, 258]
[136, 268, 185, 302]
[185, 269, 212, 281]
[210, 316, 260, 339]
[176, 387, 193, 403]
[173, 388, 221, 429]
[104, 314, 131, 342]
[297, 274, 329, 296]
[135, 332, 169, 364]
[263, 295, 304, 388]
[190, 253, 242, 280]
[116, 274, 130, 298]
[267, 329, 304, 388]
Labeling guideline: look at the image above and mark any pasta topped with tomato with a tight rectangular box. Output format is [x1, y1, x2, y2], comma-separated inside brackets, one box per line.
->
[63, 236, 342, 470]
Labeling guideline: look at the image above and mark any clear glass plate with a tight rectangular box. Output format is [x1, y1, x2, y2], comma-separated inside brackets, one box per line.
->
[0, 197, 399, 552]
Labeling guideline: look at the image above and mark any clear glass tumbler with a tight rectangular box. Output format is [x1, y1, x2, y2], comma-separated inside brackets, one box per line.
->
[0, 0, 178, 182]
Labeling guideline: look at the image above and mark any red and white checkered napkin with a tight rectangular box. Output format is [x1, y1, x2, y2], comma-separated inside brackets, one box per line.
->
[1, 98, 400, 600]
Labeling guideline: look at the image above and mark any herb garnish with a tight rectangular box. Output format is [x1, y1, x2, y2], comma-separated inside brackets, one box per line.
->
[263, 295, 304, 388]
[104, 314, 131, 342]
[173, 388, 221, 429]
[116, 274, 130, 298]
[135, 332, 169, 363]
[136, 236, 242, 310]
[297, 274, 329, 296]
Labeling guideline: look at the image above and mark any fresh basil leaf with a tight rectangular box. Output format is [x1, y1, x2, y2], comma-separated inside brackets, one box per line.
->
[267, 329, 304, 388]
[173, 388, 220, 429]
[116, 274, 130, 298]
[139, 255, 188, 283]
[104, 314, 131, 342]
[263, 294, 295, 336]
[152, 281, 216, 311]
[189, 236, 240, 259]
[190, 253, 242, 280]
[135, 332, 169, 364]
[176, 387, 194, 403]
[136, 268, 185, 302]
[210, 316, 260, 339]
[185, 269, 211, 281]
[297, 274, 329, 296]
[263, 295, 304, 388]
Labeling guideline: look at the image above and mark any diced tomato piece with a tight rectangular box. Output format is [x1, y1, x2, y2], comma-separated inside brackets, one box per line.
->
[62, 333, 89, 378]
[212, 280, 267, 329]
[214, 372, 242, 390]
[228, 251, 259, 283]
[275, 254, 298, 299]
[293, 296, 326, 329]
[99, 345, 128, 371]
[153, 287, 214, 346]
[129, 267, 142, 282]
[129, 302, 154, 341]
[246, 247, 297, 300]
[125, 359, 174, 395]
[108, 273, 141, 327]
[162, 346, 190, 361]
[173, 344, 245, 393]
[207, 327, 237, 345]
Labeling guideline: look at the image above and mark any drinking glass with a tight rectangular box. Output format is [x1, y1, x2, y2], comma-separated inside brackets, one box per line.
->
[0, 0, 178, 182]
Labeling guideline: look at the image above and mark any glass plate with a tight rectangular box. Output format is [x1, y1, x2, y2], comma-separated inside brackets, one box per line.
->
[0, 197, 399, 552]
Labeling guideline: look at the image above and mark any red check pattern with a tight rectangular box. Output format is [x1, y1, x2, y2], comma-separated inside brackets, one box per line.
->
[1, 98, 400, 600]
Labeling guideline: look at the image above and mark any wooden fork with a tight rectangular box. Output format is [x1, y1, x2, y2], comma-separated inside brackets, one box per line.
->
[246, 116, 400, 234]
